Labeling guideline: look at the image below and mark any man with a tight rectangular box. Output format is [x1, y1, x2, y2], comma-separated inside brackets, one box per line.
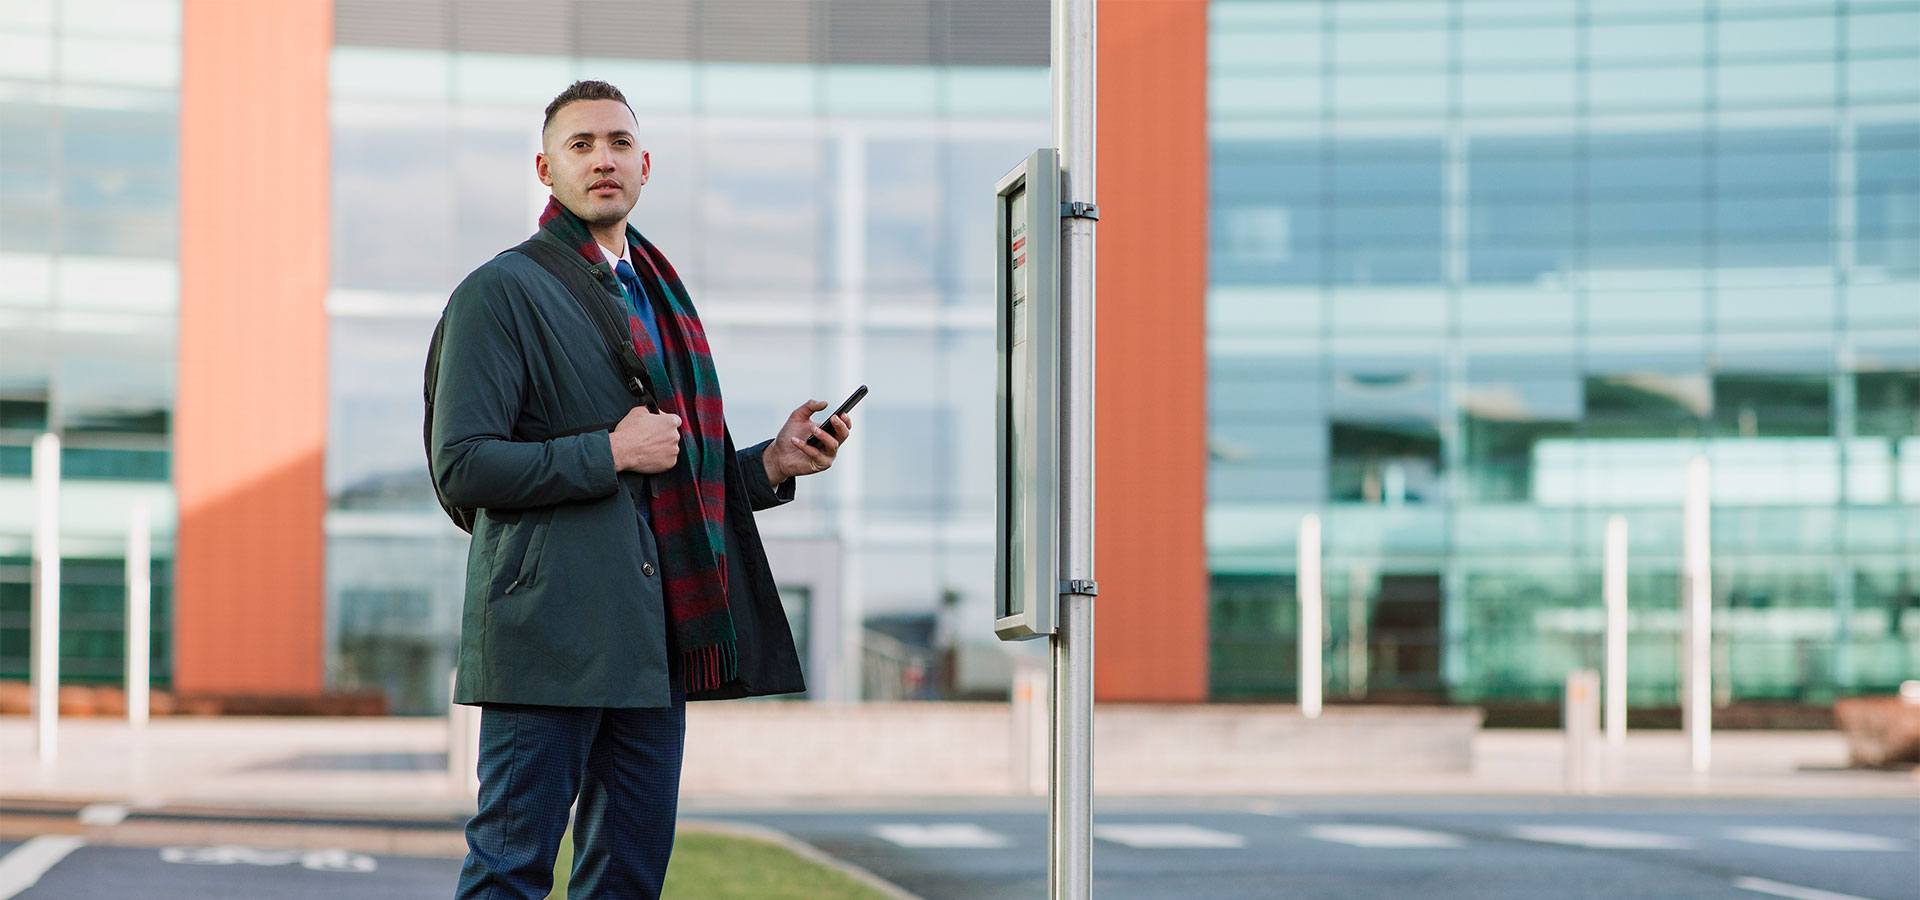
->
[430, 80, 851, 898]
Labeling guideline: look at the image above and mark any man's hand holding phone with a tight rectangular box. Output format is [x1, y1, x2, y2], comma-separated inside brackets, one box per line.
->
[763, 387, 863, 487]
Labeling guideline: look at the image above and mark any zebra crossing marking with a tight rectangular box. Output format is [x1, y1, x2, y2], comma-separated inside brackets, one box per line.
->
[1726, 827, 1904, 852]
[1309, 824, 1466, 849]
[872, 824, 1010, 849]
[1510, 825, 1691, 850]
[1094, 825, 1246, 849]
[1733, 875, 1875, 900]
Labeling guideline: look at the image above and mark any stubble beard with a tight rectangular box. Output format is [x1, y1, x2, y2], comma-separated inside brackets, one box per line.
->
[562, 182, 639, 229]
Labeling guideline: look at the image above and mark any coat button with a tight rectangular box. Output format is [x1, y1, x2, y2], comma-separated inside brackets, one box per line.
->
[642, 562, 655, 577]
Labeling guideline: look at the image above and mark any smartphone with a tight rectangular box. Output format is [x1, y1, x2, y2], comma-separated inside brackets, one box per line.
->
[807, 384, 867, 448]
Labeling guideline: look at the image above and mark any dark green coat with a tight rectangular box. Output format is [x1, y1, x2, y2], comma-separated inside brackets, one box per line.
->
[431, 231, 806, 708]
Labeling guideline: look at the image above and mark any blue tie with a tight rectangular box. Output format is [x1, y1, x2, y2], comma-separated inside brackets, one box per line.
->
[615, 258, 664, 527]
[614, 257, 664, 353]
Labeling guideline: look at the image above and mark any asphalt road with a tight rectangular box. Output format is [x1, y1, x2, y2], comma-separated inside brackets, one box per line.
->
[703, 796, 1920, 900]
[2, 796, 1914, 899]
[1, 839, 458, 899]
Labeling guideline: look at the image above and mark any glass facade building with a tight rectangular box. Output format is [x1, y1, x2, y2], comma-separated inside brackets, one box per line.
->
[1208, 0, 1920, 704]
[0, 0, 181, 690]
[2, 0, 1913, 715]
[323, 0, 1051, 711]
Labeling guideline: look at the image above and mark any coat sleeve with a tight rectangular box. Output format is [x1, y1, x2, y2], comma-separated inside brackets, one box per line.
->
[429, 268, 620, 510]
[736, 439, 796, 511]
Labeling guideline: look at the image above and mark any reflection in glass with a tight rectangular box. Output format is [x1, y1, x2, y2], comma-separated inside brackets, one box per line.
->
[1206, 1, 1920, 702]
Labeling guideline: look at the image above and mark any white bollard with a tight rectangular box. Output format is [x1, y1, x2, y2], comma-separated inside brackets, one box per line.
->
[31, 433, 61, 766]
[1683, 456, 1712, 775]
[1603, 516, 1628, 753]
[1009, 660, 1047, 795]
[1297, 514, 1323, 720]
[447, 670, 463, 791]
[1564, 669, 1600, 794]
[448, 669, 482, 798]
[127, 503, 152, 729]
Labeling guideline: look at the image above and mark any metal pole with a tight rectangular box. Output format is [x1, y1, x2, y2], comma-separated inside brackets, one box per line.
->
[1050, 0, 1096, 895]
[32, 432, 61, 765]
[1298, 515, 1323, 719]
[1683, 456, 1712, 774]
[1603, 515, 1628, 751]
[126, 503, 151, 729]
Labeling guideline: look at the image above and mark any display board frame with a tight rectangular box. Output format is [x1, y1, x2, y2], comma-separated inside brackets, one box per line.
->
[994, 148, 1061, 642]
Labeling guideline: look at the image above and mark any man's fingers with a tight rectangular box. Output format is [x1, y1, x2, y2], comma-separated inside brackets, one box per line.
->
[789, 436, 834, 468]
[829, 414, 852, 437]
[808, 425, 840, 452]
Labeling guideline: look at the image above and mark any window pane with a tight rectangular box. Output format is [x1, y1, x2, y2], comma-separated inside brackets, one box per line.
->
[865, 138, 939, 298]
[331, 118, 456, 291]
[1857, 371, 1920, 438]
[1712, 373, 1831, 438]
[328, 315, 440, 511]
[699, 136, 826, 292]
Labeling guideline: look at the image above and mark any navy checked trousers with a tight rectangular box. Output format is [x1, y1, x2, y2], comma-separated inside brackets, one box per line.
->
[455, 686, 687, 899]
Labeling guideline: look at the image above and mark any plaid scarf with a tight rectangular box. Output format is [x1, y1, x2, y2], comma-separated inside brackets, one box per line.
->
[537, 197, 737, 694]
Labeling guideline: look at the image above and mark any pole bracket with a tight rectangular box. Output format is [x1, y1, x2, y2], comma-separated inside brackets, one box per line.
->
[1059, 579, 1100, 597]
[1060, 201, 1100, 221]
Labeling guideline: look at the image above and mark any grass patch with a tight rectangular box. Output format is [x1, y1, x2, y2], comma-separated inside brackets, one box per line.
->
[547, 824, 893, 899]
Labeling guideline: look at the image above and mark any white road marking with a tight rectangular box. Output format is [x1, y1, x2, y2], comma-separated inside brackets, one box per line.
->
[1510, 825, 1692, 850]
[1095, 825, 1246, 849]
[1244, 800, 1294, 817]
[872, 824, 1010, 849]
[0, 836, 86, 900]
[1734, 875, 1876, 900]
[1727, 827, 1906, 852]
[77, 804, 128, 827]
[1308, 824, 1466, 849]
[158, 845, 377, 873]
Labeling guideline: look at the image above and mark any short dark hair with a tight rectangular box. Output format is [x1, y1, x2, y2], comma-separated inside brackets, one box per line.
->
[542, 80, 634, 134]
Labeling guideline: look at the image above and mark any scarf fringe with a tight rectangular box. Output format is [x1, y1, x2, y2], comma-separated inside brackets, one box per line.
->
[681, 640, 739, 694]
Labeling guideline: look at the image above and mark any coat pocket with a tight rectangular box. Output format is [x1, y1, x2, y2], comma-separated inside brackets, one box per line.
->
[493, 507, 555, 597]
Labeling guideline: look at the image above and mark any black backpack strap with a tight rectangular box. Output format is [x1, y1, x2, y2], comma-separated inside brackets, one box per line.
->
[509, 237, 660, 414]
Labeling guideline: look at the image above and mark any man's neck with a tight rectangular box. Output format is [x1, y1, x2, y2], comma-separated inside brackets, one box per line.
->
[589, 222, 627, 260]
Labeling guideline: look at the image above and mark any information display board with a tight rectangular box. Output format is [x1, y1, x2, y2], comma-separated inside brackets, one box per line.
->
[994, 149, 1060, 642]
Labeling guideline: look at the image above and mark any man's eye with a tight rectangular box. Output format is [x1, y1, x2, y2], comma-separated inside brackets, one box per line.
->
[614, 139, 631, 147]
[571, 141, 589, 150]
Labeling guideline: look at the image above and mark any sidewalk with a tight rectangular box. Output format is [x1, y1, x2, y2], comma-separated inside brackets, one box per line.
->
[3, 709, 1912, 822]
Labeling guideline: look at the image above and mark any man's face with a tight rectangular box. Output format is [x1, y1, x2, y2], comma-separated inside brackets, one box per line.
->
[537, 99, 650, 227]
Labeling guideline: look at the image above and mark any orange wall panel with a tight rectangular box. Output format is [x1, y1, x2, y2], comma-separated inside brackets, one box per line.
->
[173, 0, 332, 696]
[1093, 0, 1211, 702]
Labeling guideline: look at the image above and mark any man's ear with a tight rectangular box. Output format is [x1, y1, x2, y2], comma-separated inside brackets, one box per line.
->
[535, 151, 552, 187]
[639, 149, 651, 186]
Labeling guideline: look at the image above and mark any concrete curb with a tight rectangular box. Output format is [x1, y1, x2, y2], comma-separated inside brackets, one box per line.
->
[680, 818, 923, 900]
[0, 805, 469, 858]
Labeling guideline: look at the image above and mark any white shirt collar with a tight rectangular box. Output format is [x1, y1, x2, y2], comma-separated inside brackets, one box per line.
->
[597, 240, 627, 268]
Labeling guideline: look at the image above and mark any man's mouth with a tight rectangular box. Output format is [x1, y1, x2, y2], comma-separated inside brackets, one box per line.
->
[589, 179, 621, 193]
